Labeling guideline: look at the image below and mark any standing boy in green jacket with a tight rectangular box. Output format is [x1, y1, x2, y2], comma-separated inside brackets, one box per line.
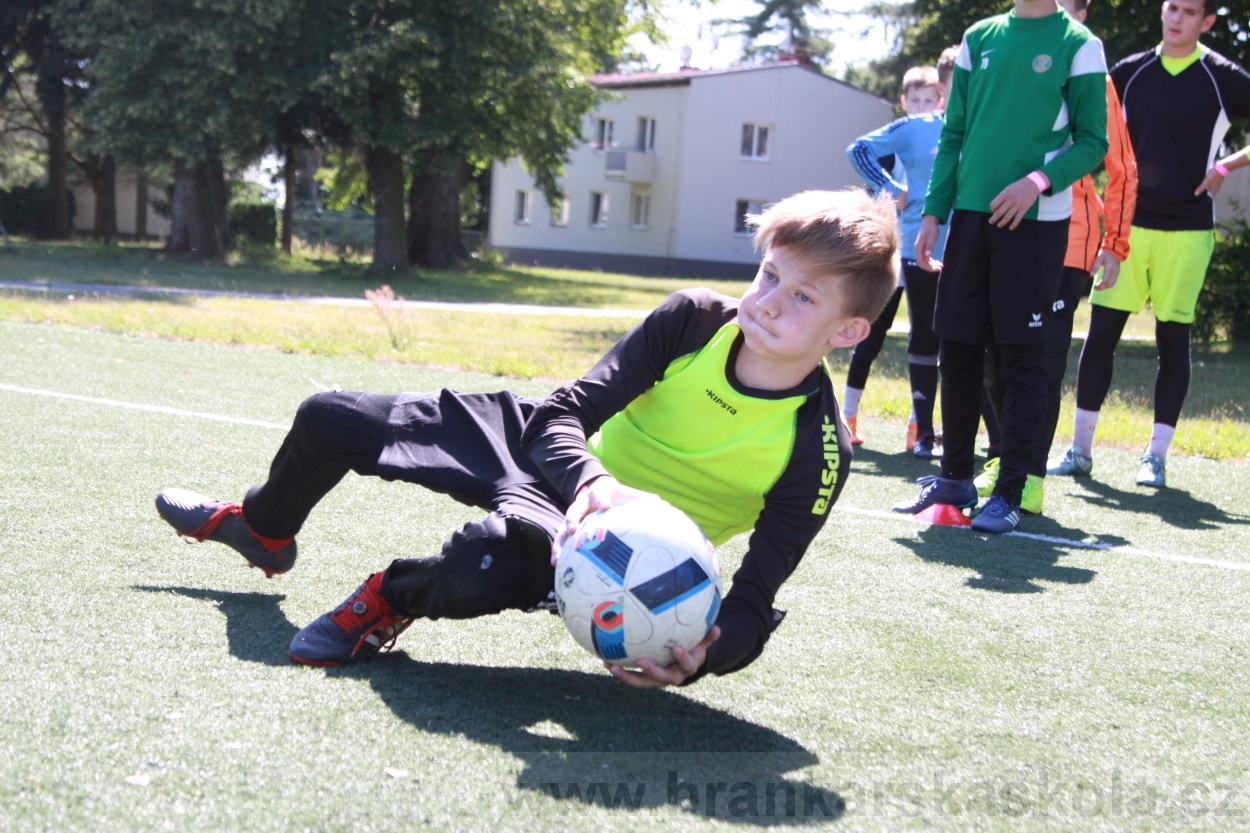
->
[897, 0, 1108, 532]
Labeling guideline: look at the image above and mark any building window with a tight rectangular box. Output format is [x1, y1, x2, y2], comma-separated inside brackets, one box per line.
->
[550, 197, 570, 227]
[590, 191, 609, 227]
[740, 123, 770, 160]
[636, 117, 656, 153]
[593, 118, 614, 150]
[630, 192, 650, 229]
[735, 199, 763, 235]
[514, 190, 531, 224]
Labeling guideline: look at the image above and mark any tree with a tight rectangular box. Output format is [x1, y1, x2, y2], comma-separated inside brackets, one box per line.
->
[316, 0, 651, 269]
[734, 0, 835, 66]
[1, 0, 82, 239]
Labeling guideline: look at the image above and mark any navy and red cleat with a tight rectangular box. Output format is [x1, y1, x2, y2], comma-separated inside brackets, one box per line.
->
[288, 572, 413, 666]
[155, 487, 297, 578]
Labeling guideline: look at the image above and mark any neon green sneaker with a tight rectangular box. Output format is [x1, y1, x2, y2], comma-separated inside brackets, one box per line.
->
[1020, 474, 1044, 515]
[973, 457, 1000, 498]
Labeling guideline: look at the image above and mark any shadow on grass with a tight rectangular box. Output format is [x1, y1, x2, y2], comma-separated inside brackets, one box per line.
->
[1070, 479, 1250, 532]
[138, 584, 844, 824]
[848, 446, 943, 483]
[893, 523, 1100, 594]
[134, 585, 297, 665]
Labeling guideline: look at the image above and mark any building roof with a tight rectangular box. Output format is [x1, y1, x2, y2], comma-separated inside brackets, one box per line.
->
[590, 60, 890, 104]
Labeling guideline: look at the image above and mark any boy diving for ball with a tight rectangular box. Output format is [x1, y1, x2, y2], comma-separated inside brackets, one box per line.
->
[156, 189, 899, 689]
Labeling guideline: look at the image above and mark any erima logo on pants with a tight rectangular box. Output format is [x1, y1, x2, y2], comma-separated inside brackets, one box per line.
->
[1028, 313, 1044, 328]
[1053, 299, 1065, 313]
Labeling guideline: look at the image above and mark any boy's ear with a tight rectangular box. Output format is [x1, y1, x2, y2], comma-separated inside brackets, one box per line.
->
[827, 316, 873, 349]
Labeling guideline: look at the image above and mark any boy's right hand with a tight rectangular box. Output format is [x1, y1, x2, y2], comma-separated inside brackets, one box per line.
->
[915, 215, 942, 272]
[551, 475, 661, 565]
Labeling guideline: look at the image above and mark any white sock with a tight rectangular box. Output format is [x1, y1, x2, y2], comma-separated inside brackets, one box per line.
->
[843, 386, 864, 418]
[1072, 408, 1099, 457]
[1147, 424, 1175, 460]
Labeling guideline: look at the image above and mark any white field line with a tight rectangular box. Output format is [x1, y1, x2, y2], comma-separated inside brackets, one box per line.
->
[1, 381, 1238, 571]
[0, 383, 289, 431]
[837, 505, 1250, 572]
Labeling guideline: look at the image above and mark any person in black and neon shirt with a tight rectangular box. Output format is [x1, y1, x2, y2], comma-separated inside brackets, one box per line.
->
[154, 189, 899, 689]
[1053, 0, 1250, 488]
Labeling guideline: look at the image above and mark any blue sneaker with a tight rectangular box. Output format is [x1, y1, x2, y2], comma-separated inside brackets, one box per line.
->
[1135, 453, 1166, 487]
[1047, 445, 1093, 477]
[893, 475, 977, 514]
[289, 572, 413, 666]
[156, 487, 297, 578]
[971, 495, 1020, 534]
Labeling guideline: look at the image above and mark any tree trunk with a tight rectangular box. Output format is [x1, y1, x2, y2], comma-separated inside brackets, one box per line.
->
[281, 146, 295, 255]
[168, 159, 190, 251]
[369, 145, 409, 275]
[206, 156, 231, 253]
[303, 148, 319, 203]
[167, 159, 222, 258]
[39, 69, 69, 240]
[407, 148, 468, 269]
[91, 154, 117, 244]
[134, 170, 148, 240]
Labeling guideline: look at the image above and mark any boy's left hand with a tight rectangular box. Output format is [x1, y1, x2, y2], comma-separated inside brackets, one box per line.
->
[606, 626, 721, 689]
[989, 176, 1043, 230]
[551, 475, 660, 565]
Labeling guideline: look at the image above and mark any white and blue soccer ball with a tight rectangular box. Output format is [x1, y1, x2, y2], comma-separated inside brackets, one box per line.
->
[555, 497, 723, 667]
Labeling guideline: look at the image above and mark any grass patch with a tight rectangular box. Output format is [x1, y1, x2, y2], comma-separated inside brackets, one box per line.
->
[2, 321, 1250, 831]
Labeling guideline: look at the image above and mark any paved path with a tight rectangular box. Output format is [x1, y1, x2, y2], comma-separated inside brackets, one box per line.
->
[0, 277, 1154, 340]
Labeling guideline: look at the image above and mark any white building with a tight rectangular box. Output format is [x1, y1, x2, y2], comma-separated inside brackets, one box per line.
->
[488, 61, 895, 278]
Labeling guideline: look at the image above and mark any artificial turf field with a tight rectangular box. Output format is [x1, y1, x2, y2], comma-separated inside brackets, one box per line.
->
[1, 319, 1249, 832]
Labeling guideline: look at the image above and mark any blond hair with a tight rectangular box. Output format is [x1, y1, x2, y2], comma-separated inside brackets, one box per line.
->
[748, 189, 900, 320]
[902, 66, 941, 97]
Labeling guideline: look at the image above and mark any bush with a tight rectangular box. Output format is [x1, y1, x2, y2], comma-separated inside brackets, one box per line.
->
[1194, 219, 1250, 344]
[0, 183, 75, 236]
[227, 202, 277, 247]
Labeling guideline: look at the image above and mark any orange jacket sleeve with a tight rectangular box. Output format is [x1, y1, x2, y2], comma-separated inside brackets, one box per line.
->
[1099, 77, 1137, 264]
[1064, 77, 1138, 272]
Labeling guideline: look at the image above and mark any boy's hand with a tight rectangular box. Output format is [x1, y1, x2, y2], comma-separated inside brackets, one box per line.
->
[606, 626, 720, 689]
[915, 215, 942, 272]
[895, 188, 908, 211]
[551, 475, 660, 565]
[1091, 249, 1122, 291]
[1195, 166, 1227, 197]
[988, 176, 1043, 230]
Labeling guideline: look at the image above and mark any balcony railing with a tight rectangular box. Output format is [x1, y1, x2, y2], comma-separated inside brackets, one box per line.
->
[604, 149, 655, 184]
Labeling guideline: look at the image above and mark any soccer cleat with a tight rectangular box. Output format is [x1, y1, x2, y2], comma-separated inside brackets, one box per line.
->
[973, 457, 1001, 497]
[906, 421, 918, 451]
[289, 572, 413, 666]
[1047, 445, 1093, 477]
[1021, 474, 1045, 515]
[971, 495, 1020, 534]
[1135, 453, 1166, 488]
[913, 434, 941, 460]
[156, 487, 297, 578]
[893, 475, 977, 514]
[845, 416, 864, 446]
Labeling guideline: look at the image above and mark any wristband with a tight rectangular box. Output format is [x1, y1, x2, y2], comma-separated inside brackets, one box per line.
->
[1027, 171, 1049, 192]
[1214, 162, 1231, 177]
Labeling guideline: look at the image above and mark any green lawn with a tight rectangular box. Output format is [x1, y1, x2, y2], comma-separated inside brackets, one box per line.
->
[2, 320, 1250, 831]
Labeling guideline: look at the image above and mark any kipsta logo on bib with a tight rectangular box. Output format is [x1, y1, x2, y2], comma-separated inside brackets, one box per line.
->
[1032, 54, 1053, 73]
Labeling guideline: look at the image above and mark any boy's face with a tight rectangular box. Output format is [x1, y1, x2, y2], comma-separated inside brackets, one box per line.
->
[1161, 0, 1214, 51]
[738, 245, 868, 369]
[901, 85, 942, 115]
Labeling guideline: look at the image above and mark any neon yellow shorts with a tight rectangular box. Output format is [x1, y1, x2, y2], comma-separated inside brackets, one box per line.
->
[1090, 226, 1214, 324]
